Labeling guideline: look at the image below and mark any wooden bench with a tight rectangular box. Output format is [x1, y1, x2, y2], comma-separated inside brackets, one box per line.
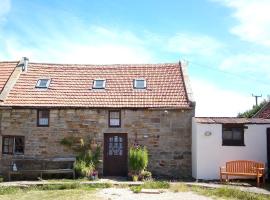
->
[220, 160, 265, 187]
[8, 157, 75, 181]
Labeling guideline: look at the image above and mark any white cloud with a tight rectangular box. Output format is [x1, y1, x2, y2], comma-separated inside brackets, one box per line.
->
[167, 33, 223, 56]
[219, 54, 270, 78]
[1, 26, 153, 64]
[0, 0, 10, 22]
[191, 78, 254, 117]
[215, 0, 270, 46]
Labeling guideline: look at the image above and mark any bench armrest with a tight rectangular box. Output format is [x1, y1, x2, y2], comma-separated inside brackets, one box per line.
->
[255, 167, 265, 175]
[220, 166, 226, 172]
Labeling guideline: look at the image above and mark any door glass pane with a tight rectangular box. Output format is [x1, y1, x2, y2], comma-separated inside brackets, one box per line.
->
[109, 137, 113, 142]
[114, 136, 118, 142]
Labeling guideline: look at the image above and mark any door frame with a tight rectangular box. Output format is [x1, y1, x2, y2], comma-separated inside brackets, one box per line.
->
[103, 133, 128, 176]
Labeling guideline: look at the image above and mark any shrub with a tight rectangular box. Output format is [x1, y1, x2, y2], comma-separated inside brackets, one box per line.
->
[60, 137, 101, 178]
[74, 160, 94, 177]
[140, 170, 152, 181]
[129, 146, 148, 175]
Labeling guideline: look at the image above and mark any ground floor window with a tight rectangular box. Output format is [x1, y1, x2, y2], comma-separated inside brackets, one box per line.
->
[222, 124, 244, 146]
[2, 136, 25, 155]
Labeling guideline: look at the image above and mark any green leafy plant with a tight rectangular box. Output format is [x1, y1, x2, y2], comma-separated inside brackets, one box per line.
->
[73, 160, 94, 177]
[237, 100, 267, 118]
[129, 146, 148, 176]
[139, 170, 152, 181]
[60, 136, 101, 178]
[130, 185, 142, 193]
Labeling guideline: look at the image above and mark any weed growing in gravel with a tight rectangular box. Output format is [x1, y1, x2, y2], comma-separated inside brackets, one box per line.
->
[130, 185, 142, 193]
[190, 186, 269, 200]
[142, 181, 170, 189]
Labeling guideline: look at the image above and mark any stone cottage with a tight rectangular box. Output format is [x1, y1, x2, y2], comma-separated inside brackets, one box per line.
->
[0, 58, 195, 178]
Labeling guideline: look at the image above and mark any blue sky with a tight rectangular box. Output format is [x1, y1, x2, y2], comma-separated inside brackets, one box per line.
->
[0, 0, 270, 116]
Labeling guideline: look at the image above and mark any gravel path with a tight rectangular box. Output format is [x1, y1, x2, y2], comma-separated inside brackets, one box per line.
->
[98, 188, 213, 200]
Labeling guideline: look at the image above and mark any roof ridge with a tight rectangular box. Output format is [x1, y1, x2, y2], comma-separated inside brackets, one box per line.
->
[0, 61, 19, 64]
[27, 62, 180, 67]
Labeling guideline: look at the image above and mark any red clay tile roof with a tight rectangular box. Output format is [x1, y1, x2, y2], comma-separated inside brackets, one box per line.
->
[0, 62, 17, 93]
[253, 102, 270, 119]
[0, 62, 192, 108]
[195, 117, 270, 124]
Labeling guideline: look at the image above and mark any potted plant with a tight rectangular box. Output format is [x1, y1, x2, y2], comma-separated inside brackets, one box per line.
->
[128, 146, 149, 181]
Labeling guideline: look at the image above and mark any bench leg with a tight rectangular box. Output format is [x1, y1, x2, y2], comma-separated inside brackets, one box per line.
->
[8, 172, 11, 182]
[257, 176, 260, 187]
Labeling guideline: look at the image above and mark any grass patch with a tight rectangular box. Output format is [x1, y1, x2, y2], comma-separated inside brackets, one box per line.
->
[0, 182, 112, 196]
[0, 189, 100, 200]
[190, 186, 269, 200]
[142, 181, 170, 189]
[130, 185, 142, 193]
[129, 181, 170, 193]
[170, 183, 189, 192]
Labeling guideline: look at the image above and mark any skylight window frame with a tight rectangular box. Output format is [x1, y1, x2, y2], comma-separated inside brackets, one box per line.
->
[36, 79, 51, 89]
[133, 79, 147, 89]
[92, 79, 106, 89]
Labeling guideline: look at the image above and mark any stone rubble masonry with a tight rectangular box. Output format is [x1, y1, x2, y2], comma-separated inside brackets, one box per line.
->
[0, 107, 194, 178]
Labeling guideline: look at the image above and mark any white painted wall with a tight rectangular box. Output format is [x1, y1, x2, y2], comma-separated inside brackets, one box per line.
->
[192, 118, 270, 180]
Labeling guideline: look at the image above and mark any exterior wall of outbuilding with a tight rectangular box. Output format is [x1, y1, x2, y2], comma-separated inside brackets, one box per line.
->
[192, 118, 270, 180]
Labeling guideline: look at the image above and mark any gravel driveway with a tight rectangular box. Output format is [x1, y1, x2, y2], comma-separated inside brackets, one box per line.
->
[98, 188, 213, 200]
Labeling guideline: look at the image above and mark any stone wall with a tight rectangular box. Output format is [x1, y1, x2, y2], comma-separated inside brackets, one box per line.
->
[0, 107, 194, 178]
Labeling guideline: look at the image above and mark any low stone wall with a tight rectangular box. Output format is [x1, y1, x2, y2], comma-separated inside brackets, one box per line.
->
[0, 107, 194, 179]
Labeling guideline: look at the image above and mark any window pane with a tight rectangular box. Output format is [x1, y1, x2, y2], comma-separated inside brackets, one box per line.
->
[93, 80, 105, 88]
[223, 130, 233, 140]
[15, 137, 24, 154]
[110, 111, 119, 119]
[36, 79, 50, 88]
[135, 80, 145, 88]
[110, 119, 120, 126]
[233, 128, 242, 140]
[38, 110, 49, 126]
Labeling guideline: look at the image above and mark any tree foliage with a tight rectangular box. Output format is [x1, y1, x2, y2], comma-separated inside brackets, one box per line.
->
[237, 100, 268, 118]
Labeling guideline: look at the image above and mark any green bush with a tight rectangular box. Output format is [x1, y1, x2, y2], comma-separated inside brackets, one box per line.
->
[74, 160, 94, 177]
[129, 146, 148, 175]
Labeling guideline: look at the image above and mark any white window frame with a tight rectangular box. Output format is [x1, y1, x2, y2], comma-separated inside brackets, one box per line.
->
[134, 79, 146, 89]
[93, 79, 106, 89]
[36, 79, 51, 88]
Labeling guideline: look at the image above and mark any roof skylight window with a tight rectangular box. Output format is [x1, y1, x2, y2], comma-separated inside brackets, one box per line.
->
[36, 79, 50, 88]
[93, 79, 106, 89]
[134, 79, 146, 89]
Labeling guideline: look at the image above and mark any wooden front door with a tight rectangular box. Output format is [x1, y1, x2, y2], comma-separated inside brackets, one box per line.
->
[103, 133, 128, 176]
[267, 128, 270, 179]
